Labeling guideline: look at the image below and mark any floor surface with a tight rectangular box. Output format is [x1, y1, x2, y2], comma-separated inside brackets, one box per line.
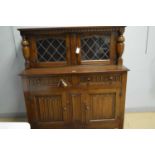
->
[124, 112, 155, 129]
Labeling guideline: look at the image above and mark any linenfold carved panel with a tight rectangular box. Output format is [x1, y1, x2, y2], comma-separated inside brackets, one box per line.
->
[89, 93, 115, 119]
[35, 95, 63, 122]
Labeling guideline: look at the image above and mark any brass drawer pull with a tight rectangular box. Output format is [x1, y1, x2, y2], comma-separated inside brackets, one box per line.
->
[58, 79, 68, 88]
[87, 77, 91, 81]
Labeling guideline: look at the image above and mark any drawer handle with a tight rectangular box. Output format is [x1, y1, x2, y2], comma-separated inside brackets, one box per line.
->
[87, 77, 91, 81]
[109, 76, 114, 80]
[58, 79, 68, 88]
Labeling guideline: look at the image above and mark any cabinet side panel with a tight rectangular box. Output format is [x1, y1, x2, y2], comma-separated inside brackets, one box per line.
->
[119, 72, 128, 128]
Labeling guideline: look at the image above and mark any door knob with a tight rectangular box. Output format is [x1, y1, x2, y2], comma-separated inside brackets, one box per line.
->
[85, 105, 90, 111]
[63, 107, 67, 111]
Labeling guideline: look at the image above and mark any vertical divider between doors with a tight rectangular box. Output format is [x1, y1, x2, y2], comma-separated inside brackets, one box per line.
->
[76, 34, 81, 65]
[70, 34, 76, 65]
[66, 34, 71, 65]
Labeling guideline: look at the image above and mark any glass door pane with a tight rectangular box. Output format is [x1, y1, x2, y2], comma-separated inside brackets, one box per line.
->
[36, 37, 66, 62]
[80, 35, 110, 61]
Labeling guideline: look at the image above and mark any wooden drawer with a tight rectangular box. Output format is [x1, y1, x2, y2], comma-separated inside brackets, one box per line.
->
[28, 75, 73, 91]
[27, 74, 122, 92]
[78, 74, 122, 87]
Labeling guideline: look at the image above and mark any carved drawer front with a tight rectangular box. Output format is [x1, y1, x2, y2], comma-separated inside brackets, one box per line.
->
[29, 75, 72, 90]
[79, 74, 121, 87]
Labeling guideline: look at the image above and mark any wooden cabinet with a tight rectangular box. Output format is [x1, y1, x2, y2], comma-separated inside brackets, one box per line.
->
[19, 26, 128, 129]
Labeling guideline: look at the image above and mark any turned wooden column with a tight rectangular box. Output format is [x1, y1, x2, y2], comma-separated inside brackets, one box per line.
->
[22, 36, 30, 69]
[117, 28, 125, 65]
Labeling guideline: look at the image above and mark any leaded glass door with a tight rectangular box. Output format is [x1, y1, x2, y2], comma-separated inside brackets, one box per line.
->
[36, 38, 66, 62]
[81, 35, 110, 60]
[76, 33, 115, 65]
[32, 34, 71, 67]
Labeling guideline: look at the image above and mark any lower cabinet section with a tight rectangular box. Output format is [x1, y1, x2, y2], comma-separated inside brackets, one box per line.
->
[27, 88, 122, 129]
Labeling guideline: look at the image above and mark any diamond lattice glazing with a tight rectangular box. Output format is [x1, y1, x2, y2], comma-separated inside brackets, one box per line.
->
[81, 35, 110, 60]
[36, 38, 66, 62]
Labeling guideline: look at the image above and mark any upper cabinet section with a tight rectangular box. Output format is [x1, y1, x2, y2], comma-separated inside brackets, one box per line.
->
[19, 26, 125, 69]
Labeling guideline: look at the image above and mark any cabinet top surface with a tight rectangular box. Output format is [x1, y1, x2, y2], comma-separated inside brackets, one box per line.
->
[20, 65, 129, 77]
[18, 26, 125, 34]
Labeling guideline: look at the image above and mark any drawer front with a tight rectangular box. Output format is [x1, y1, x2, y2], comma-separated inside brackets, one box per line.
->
[25, 74, 121, 92]
[28, 75, 73, 91]
[78, 73, 122, 87]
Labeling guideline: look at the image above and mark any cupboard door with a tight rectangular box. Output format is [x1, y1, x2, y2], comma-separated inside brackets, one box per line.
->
[85, 89, 120, 128]
[75, 32, 116, 65]
[30, 34, 71, 67]
[30, 91, 68, 128]
[68, 91, 86, 128]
